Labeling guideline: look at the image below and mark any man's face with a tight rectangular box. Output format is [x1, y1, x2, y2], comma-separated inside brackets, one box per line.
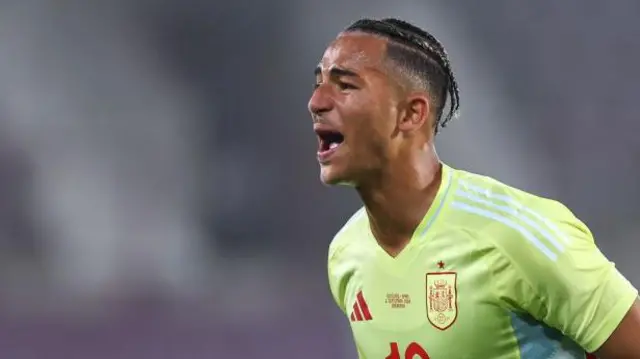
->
[309, 32, 400, 186]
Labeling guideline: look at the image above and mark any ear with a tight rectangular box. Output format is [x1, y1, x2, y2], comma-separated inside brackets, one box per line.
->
[397, 93, 430, 133]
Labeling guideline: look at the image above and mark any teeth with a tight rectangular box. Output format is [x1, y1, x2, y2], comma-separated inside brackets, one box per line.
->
[329, 142, 339, 149]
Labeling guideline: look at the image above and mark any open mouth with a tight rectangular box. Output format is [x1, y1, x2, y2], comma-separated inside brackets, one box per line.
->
[316, 129, 344, 153]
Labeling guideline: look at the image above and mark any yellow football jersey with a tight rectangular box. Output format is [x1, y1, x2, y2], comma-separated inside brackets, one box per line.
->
[328, 163, 637, 358]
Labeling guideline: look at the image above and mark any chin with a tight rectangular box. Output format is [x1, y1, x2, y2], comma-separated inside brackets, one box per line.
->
[319, 166, 357, 187]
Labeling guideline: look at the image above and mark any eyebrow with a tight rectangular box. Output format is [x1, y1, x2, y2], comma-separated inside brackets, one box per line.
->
[314, 66, 361, 78]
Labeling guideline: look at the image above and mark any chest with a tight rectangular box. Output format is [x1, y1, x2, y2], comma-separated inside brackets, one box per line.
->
[342, 244, 513, 358]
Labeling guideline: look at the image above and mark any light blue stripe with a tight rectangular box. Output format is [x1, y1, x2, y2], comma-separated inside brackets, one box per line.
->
[451, 201, 558, 260]
[510, 312, 585, 359]
[455, 189, 564, 253]
[459, 179, 571, 244]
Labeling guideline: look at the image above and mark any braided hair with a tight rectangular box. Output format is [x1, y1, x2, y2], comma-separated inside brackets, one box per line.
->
[345, 18, 460, 133]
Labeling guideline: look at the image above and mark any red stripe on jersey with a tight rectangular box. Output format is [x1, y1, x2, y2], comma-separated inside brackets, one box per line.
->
[350, 312, 356, 321]
[356, 291, 373, 320]
[353, 302, 363, 321]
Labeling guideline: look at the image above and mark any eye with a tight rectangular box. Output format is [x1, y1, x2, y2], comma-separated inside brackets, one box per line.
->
[338, 82, 358, 90]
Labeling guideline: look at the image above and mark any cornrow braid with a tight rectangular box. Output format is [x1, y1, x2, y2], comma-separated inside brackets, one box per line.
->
[345, 18, 460, 133]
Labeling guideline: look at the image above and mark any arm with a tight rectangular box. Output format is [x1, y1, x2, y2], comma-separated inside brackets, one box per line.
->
[595, 299, 640, 358]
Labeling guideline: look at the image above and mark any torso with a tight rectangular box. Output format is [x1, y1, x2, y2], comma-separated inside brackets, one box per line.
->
[328, 165, 592, 358]
[339, 219, 515, 358]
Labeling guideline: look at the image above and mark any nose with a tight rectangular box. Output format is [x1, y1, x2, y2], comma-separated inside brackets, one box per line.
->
[308, 84, 334, 116]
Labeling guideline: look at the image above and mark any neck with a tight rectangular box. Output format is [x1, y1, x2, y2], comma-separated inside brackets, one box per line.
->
[356, 149, 443, 251]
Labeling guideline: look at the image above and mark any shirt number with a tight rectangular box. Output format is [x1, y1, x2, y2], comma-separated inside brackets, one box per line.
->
[386, 342, 430, 359]
[385, 341, 596, 358]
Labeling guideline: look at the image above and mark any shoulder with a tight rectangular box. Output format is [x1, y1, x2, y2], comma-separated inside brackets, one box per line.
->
[449, 169, 608, 310]
[328, 206, 368, 263]
[454, 169, 569, 216]
[326, 207, 368, 312]
[450, 169, 589, 261]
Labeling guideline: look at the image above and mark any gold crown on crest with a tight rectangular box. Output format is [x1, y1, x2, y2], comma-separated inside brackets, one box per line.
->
[434, 279, 447, 287]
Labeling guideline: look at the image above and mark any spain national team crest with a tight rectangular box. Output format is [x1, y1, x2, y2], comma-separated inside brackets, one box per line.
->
[426, 272, 458, 330]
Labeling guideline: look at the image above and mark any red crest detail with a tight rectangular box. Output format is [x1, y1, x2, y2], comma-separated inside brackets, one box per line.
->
[426, 272, 458, 330]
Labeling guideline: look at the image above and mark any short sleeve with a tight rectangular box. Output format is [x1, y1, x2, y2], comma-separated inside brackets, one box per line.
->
[493, 203, 638, 353]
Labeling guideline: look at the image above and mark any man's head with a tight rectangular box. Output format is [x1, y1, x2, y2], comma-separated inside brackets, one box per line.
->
[309, 18, 460, 186]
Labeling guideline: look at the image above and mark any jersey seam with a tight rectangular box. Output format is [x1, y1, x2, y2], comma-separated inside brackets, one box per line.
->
[488, 239, 548, 359]
[489, 236, 549, 317]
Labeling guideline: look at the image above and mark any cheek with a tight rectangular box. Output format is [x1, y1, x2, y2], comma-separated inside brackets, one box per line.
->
[350, 95, 393, 129]
[349, 116, 391, 165]
[340, 94, 395, 156]
[363, 105, 397, 163]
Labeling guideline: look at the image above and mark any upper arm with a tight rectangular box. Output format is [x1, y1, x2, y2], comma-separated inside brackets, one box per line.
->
[495, 202, 638, 354]
[595, 299, 640, 358]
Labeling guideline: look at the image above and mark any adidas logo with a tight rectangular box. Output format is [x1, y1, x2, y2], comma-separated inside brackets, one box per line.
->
[349, 290, 373, 322]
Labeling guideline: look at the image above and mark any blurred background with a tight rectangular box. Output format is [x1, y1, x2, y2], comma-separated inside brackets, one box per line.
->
[0, 0, 637, 357]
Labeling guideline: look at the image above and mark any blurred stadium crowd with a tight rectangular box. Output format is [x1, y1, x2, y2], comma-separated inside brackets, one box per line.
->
[0, 0, 637, 357]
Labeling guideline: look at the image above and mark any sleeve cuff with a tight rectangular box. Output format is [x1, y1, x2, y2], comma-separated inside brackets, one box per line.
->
[582, 288, 638, 353]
